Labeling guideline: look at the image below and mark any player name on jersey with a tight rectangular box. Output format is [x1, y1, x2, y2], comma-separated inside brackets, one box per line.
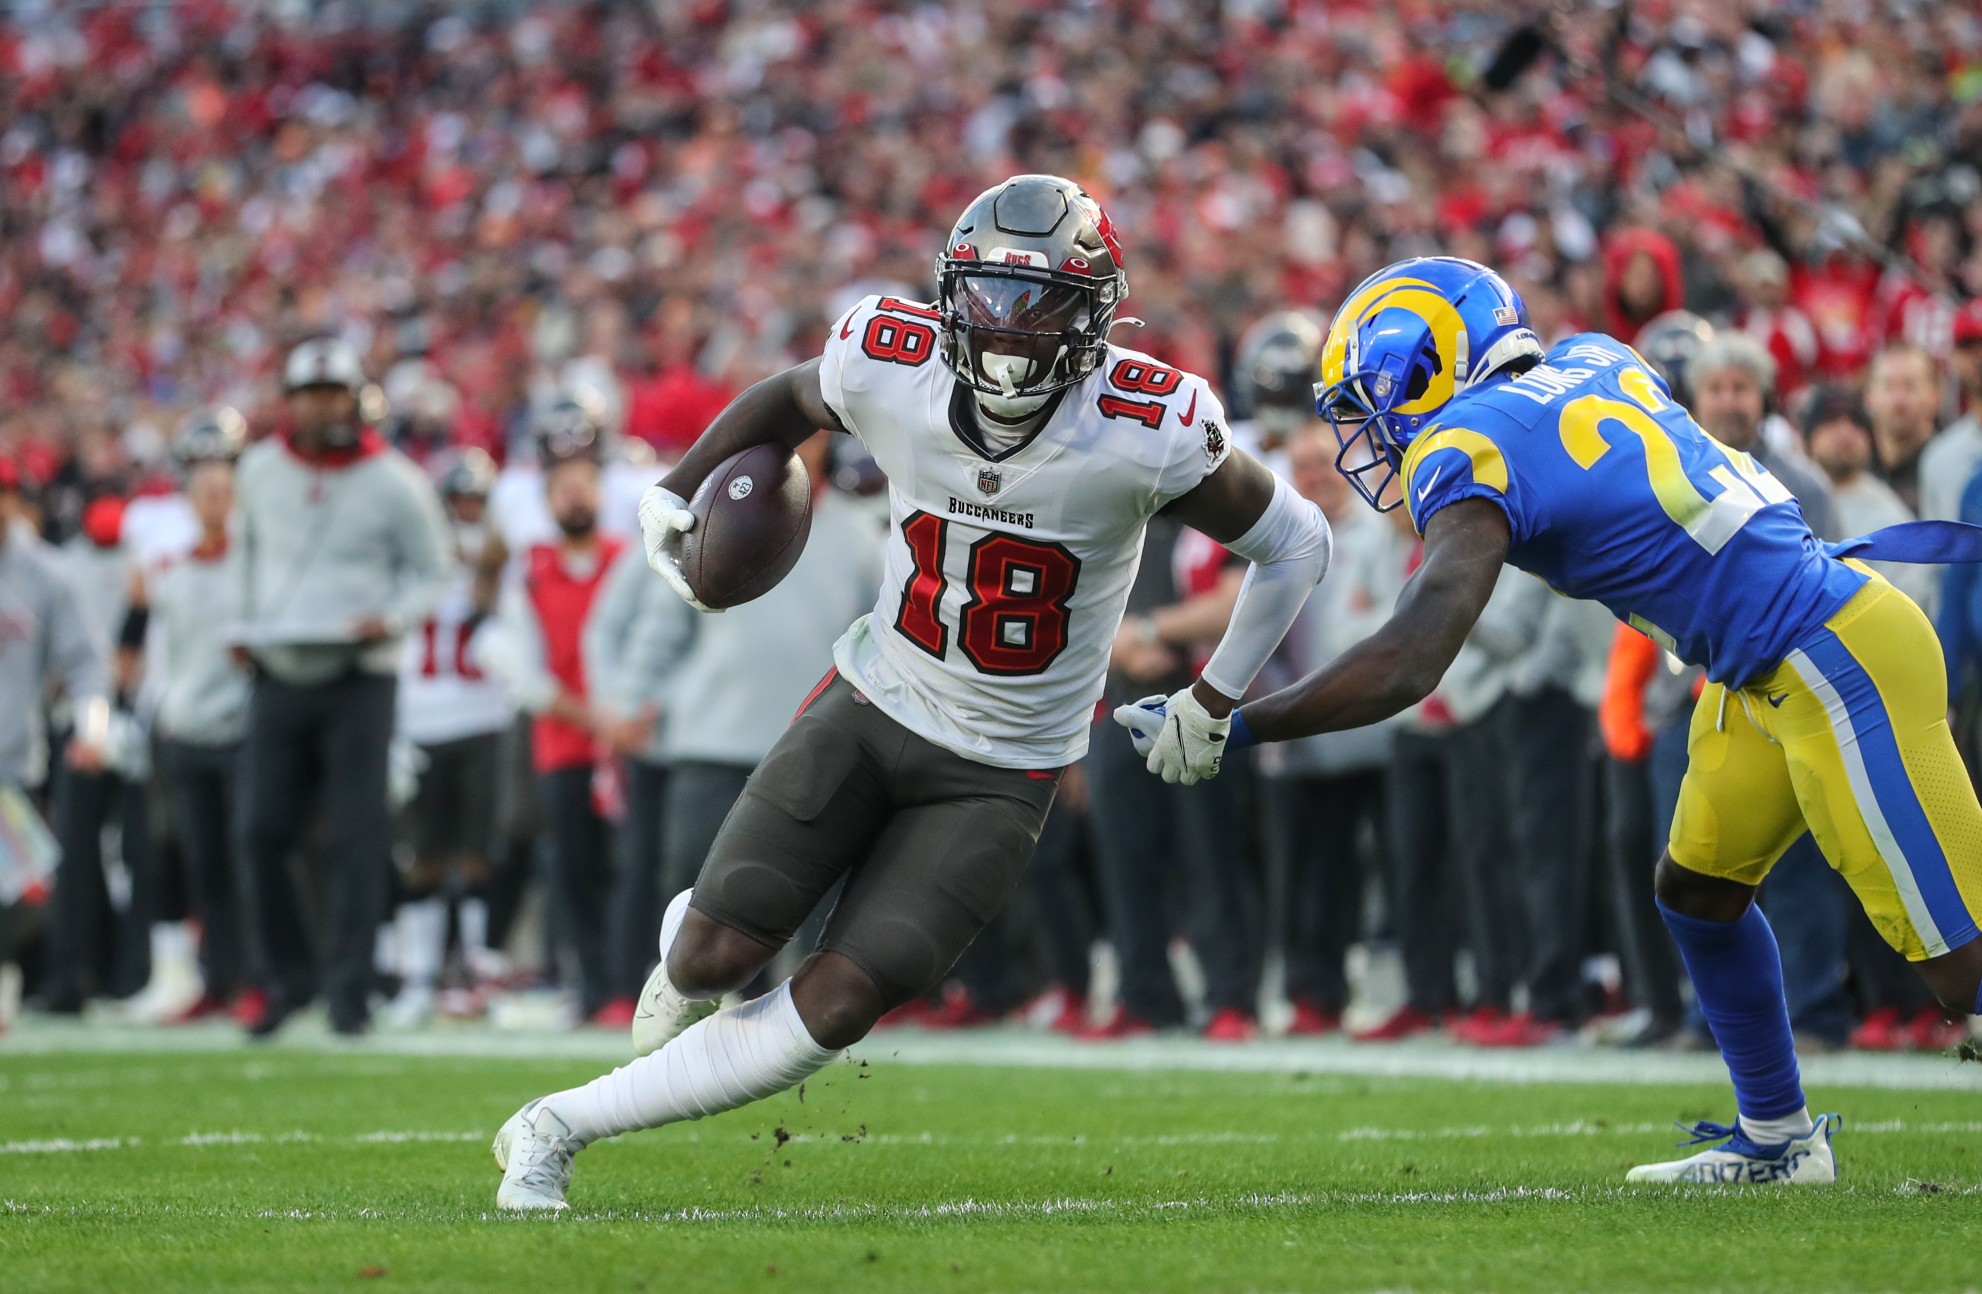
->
[818, 294, 1231, 769]
[1498, 340, 1631, 405]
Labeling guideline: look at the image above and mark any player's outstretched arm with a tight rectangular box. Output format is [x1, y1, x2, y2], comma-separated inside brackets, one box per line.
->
[639, 358, 839, 605]
[1162, 449, 1332, 713]
[1239, 498, 1510, 741]
[1121, 449, 1332, 783]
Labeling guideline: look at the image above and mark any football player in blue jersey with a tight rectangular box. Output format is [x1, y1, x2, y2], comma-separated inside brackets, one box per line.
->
[1120, 256, 1982, 1185]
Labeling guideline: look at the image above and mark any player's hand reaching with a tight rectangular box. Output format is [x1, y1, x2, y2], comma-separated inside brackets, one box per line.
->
[1113, 683, 1233, 785]
[638, 483, 717, 613]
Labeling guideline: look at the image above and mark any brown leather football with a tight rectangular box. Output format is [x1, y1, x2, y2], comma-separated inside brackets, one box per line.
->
[678, 443, 813, 609]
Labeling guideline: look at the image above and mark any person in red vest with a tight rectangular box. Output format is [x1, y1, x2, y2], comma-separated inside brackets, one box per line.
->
[482, 397, 628, 1026]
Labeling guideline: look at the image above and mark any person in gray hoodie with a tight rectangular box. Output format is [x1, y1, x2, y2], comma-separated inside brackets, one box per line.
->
[44, 488, 153, 1010]
[127, 410, 259, 1022]
[232, 339, 450, 1036]
[0, 460, 110, 1010]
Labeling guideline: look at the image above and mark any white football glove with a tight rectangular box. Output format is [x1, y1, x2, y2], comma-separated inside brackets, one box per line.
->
[637, 483, 716, 613]
[1112, 685, 1231, 785]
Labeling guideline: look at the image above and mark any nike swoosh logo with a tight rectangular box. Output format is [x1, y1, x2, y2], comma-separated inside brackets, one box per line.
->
[839, 315, 855, 340]
[1178, 389, 1198, 427]
[1767, 693, 1788, 708]
[1416, 465, 1443, 501]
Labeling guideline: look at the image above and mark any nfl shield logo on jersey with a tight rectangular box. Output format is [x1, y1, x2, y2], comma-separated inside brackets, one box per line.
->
[977, 466, 1002, 496]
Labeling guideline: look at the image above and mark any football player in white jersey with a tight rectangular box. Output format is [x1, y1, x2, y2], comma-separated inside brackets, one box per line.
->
[494, 175, 1334, 1210]
[382, 449, 513, 1027]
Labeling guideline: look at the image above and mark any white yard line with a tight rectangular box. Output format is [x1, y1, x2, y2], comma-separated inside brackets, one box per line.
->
[7, 1180, 1976, 1227]
[0, 1130, 483, 1155]
[7, 1118, 1979, 1159]
[6, 1018, 1978, 1091]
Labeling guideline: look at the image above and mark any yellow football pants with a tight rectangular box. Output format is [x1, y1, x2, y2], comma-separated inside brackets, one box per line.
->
[1669, 574, 1982, 960]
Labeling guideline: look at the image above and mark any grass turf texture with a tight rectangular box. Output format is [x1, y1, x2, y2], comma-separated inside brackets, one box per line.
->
[3, 1046, 1980, 1293]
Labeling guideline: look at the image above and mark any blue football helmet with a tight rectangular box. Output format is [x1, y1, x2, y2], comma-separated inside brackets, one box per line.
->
[1315, 257, 1543, 511]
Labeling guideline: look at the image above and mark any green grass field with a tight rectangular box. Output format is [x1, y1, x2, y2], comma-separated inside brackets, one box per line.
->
[4, 1028, 1981, 1293]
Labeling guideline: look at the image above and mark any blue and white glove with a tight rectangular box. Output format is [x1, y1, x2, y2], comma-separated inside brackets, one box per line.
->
[637, 483, 717, 613]
[1111, 686, 1252, 786]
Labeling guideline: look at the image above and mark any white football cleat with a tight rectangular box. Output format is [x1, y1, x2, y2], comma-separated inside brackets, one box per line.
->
[1626, 1113, 1840, 1185]
[631, 890, 716, 1057]
[493, 1098, 581, 1212]
[378, 984, 436, 1031]
[120, 923, 205, 1024]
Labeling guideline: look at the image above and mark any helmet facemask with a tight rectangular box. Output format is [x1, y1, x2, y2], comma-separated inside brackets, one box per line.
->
[940, 268, 1108, 419]
[1318, 346, 1440, 514]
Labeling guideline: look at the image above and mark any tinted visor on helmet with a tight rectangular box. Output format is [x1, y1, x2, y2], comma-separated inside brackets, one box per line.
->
[954, 275, 1089, 395]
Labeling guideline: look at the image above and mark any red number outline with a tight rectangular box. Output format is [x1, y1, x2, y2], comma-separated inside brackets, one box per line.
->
[417, 619, 483, 680]
[956, 533, 1082, 676]
[1096, 394, 1165, 429]
[893, 510, 949, 658]
[1108, 358, 1182, 396]
[862, 315, 937, 367]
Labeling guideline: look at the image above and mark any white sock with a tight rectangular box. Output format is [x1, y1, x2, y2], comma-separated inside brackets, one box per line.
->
[1738, 1107, 1816, 1145]
[150, 921, 197, 975]
[395, 898, 448, 989]
[458, 898, 489, 962]
[651, 888, 702, 1000]
[542, 981, 838, 1145]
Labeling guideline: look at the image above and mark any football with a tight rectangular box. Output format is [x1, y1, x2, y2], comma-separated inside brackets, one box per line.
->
[678, 442, 813, 609]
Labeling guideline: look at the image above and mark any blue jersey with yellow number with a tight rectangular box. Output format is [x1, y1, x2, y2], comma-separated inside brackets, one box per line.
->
[1402, 333, 1867, 689]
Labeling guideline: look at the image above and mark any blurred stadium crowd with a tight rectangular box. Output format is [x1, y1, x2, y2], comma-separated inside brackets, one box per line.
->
[5, 0, 1982, 1052]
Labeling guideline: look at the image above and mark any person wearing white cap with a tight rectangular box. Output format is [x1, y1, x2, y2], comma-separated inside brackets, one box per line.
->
[232, 338, 450, 1037]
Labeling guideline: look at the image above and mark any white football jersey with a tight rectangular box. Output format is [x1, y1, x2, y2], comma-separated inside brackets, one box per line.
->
[820, 295, 1232, 768]
[397, 566, 514, 746]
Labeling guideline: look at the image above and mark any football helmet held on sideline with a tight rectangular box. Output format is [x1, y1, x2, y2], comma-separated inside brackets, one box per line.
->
[173, 406, 248, 466]
[1632, 310, 1716, 407]
[935, 175, 1128, 419]
[434, 446, 497, 502]
[1316, 257, 1544, 511]
[1235, 310, 1325, 446]
[534, 393, 606, 469]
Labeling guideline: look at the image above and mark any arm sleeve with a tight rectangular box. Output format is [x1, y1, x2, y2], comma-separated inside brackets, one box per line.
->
[117, 602, 149, 651]
[1197, 474, 1333, 700]
[619, 574, 696, 712]
[384, 463, 453, 633]
[479, 580, 559, 715]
